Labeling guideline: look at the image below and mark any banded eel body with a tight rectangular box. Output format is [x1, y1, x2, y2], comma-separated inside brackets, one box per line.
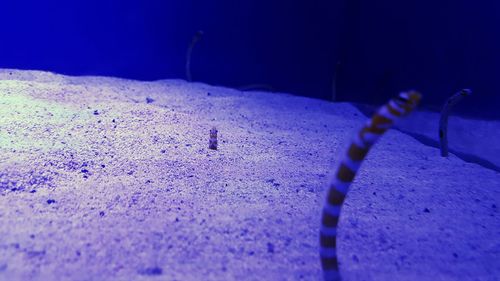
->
[320, 91, 422, 281]
[209, 127, 218, 150]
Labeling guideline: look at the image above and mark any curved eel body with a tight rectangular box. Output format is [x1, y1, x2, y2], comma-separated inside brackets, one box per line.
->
[439, 89, 472, 157]
[320, 91, 422, 281]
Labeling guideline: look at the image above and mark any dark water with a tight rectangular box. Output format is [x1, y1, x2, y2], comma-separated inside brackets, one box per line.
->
[0, 0, 499, 118]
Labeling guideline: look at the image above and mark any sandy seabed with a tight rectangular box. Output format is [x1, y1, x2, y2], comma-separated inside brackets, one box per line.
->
[0, 69, 498, 281]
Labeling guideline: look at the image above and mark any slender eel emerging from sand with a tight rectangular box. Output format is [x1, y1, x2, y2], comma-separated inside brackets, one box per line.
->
[320, 91, 422, 281]
[186, 30, 204, 82]
[439, 89, 471, 157]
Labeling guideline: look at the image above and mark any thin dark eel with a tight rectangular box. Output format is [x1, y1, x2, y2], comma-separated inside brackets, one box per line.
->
[439, 89, 472, 157]
[186, 30, 204, 82]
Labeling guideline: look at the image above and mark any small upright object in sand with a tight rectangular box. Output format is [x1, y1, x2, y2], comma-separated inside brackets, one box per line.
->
[439, 89, 472, 157]
[209, 127, 218, 150]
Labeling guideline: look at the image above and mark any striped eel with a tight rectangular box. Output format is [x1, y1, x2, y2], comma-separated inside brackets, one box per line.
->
[320, 91, 422, 281]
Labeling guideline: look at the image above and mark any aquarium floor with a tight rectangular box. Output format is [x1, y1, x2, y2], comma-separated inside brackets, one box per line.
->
[0, 69, 498, 281]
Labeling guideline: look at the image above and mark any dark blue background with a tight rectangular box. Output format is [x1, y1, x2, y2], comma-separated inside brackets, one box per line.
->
[0, 0, 499, 118]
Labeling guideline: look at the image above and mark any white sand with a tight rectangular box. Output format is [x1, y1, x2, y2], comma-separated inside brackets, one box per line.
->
[0, 69, 498, 281]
